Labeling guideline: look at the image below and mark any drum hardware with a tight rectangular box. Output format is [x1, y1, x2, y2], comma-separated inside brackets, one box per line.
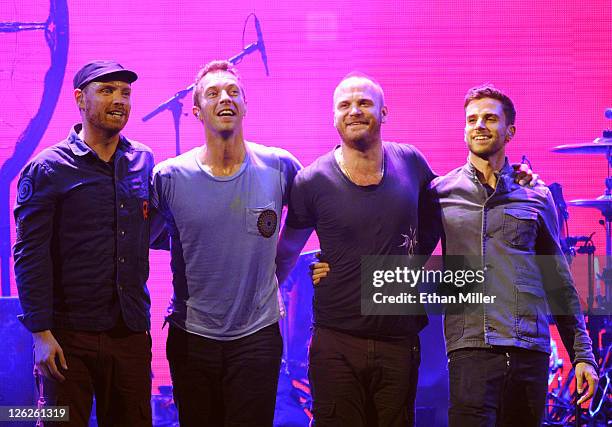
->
[548, 182, 573, 259]
[572, 234, 597, 313]
[547, 182, 601, 312]
[553, 114, 612, 312]
[552, 131, 612, 157]
[545, 340, 612, 426]
[545, 111, 612, 425]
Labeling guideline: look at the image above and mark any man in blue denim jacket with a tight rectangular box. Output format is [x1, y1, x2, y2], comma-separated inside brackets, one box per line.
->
[427, 85, 598, 426]
[13, 60, 156, 426]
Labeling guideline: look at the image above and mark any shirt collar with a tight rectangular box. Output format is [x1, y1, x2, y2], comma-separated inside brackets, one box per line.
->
[464, 156, 512, 178]
[67, 124, 132, 157]
[463, 156, 514, 192]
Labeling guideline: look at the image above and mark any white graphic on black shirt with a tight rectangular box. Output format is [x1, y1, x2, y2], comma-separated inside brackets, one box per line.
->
[399, 227, 418, 256]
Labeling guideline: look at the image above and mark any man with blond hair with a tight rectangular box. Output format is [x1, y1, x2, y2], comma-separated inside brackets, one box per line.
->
[151, 60, 307, 426]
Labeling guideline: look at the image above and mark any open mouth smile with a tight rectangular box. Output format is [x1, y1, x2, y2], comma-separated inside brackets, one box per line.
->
[217, 109, 236, 117]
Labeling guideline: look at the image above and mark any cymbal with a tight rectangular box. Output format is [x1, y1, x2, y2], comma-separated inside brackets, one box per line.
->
[552, 137, 612, 154]
[569, 195, 612, 215]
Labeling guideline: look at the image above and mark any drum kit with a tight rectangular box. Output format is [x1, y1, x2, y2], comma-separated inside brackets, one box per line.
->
[552, 126, 612, 314]
[544, 117, 612, 425]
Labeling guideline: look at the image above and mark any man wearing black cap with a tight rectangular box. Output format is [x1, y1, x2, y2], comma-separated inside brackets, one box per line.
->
[14, 60, 155, 426]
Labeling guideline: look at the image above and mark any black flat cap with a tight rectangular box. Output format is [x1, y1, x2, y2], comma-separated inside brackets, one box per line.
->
[73, 60, 138, 90]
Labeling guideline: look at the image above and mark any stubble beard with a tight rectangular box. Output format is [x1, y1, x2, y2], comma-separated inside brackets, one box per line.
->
[340, 124, 381, 152]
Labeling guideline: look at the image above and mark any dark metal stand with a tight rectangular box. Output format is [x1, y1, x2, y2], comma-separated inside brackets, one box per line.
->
[142, 37, 265, 155]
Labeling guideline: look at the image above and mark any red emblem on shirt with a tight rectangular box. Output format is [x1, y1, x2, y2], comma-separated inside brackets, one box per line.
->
[142, 200, 149, 220]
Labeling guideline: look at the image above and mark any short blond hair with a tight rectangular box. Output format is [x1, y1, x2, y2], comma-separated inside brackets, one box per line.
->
[192, 60, 243, 107]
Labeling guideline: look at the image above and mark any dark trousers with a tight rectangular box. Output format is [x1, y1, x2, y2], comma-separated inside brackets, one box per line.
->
[37, 323, 152, 427]
[308, 327, 420, 427]
[448, 347, 549, 427]
[166, 323, 283, 427]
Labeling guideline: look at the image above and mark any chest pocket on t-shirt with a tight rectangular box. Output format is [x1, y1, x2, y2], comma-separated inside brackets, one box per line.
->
[245, 202, 277, 238]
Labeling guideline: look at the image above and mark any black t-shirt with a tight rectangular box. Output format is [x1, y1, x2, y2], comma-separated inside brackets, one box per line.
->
[287, 142, 435, 339]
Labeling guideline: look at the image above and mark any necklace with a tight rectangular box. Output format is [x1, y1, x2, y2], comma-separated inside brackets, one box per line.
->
[337, 148, 384, 184]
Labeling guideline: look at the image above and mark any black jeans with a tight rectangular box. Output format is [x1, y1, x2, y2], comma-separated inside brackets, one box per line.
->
[448, 347, 549, 427]
[308, 327, 420, 427]
[37, 322, 152, 427]
[166, 323, 283, 427]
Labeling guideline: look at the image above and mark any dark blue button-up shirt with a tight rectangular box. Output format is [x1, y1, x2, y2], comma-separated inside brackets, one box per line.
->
[13, 124, 154, 332]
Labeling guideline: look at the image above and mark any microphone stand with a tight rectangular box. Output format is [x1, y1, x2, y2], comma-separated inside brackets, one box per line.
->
[142, 41, 264, 156]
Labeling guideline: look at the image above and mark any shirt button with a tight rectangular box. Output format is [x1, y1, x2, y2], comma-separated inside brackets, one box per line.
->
[119, 230, 126, 237]
[119, 202, 125, 209]
[119, 257, 126, 263]
[118, 284, 123, 291]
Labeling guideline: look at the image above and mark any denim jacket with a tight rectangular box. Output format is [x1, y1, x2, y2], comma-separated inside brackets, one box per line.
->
[427, 160, 596, 368]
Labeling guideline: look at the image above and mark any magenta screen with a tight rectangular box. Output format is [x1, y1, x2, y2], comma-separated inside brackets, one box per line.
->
[1, 0, 611, 391]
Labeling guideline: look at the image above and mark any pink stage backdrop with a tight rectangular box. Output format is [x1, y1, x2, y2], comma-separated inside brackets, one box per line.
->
[2, 0, 611, 392]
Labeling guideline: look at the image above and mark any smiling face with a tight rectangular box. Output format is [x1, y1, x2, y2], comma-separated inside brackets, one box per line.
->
[333, 77, 387, 148]
[464, 97, 515, 160]
[75, 80, 131, 135]
[192, 70, 246, 137]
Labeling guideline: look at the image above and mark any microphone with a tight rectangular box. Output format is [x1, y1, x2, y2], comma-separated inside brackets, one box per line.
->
[548, 182, 569, 221]
[254, 16, 269, 76]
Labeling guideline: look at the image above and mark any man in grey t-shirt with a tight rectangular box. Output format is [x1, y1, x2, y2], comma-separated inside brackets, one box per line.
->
[151, 60, 308, 427]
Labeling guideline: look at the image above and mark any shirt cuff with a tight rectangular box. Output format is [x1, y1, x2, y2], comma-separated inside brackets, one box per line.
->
[18, 313, 53, 333]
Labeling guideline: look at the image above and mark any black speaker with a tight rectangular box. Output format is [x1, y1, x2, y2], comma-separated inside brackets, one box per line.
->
[0, 297, 35, 406]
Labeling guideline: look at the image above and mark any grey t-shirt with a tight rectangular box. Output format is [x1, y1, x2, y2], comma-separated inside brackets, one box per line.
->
[152, 142, 301, 340]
